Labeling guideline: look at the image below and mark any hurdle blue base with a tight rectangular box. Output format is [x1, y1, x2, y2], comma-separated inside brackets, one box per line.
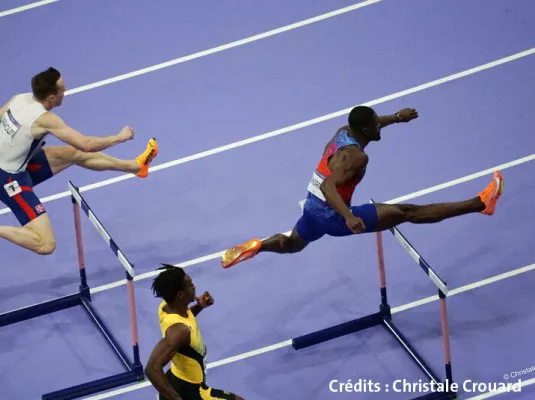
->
[41, 370, 143, 400]
[0, 284, 144, 399]
[292, 309, 457, 400]
[0, 292, 83, 327]
[292, 312, 384, 350]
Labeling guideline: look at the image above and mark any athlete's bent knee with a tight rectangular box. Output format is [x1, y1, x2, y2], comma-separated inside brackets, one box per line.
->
[289, 239, 306, 253]
[288, 235, 307, 253]
[22, 214, 56, 255]
[35, 237, 56, 255]
[273, 233, 304, 253]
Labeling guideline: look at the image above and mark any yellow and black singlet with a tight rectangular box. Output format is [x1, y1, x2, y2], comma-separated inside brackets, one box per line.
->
[158, 301, 207, 384]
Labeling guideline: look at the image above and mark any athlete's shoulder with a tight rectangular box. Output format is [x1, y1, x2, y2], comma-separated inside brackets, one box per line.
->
[324, 125, 350, 151]
[335, 125, 350, 134]
[34, 110, 62, 127]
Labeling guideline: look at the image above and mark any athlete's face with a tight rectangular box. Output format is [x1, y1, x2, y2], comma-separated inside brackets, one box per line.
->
[180, 274, 196, 303]
[363, 113, 381, 141]
[48, 78, 66, 108]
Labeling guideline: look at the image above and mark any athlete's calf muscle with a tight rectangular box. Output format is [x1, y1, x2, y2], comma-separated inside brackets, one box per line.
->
[0, 214, 56, 255]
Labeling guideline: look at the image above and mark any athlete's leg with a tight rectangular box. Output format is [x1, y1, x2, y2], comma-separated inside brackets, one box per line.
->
[259, 226, 309, 254]
[45, 146, 140, 174]
[374, 171, 503, 231]
[34, 138, 158, 182]
[374, 199, 481, 230]
[0, 213, 56, 255]
[221, 209, 324, 268]
[0, 170, 56, 254]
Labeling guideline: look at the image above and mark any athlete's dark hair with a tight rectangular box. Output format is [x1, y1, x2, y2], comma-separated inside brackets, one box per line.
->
[348, 106, 376, 130]
[31, 67, 61, 100]
[151, 264, 186, 304]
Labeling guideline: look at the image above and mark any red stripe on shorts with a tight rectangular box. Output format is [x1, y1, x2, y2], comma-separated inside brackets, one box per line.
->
[8, 178, 37, 220]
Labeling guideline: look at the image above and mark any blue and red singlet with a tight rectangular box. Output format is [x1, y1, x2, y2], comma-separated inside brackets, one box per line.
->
[295, 129, 378, 243]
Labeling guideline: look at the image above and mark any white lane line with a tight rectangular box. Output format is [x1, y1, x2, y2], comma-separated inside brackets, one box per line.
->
[90, 152, 534, 294]
[65, 0, 383, 95]
[0, 0, 60, 18]
[84, 262, 535, 399]
[2, 47, 533, 218]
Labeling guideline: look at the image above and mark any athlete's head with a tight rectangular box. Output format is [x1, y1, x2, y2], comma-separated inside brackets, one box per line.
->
[348, 106, 381, 141]
[151, 264, 196, 306]
[31, 67, 66, 109]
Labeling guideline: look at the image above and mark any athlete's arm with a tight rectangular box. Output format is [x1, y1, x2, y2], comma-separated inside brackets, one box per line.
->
[35, 112, 131, 152]
[320, 147, 368, 221]
[378, 114, 400, 129]
[189, 291, 214, 316]
[378, 108, 418, 129]
[145, 323, 190, 400]
[189, 303, 204, 316]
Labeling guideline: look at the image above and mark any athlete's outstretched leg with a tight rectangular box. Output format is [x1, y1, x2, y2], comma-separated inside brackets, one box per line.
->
[260, 227, 308, 254]
[221, 209, 324, 268]
[221, 227, 308, 269]
[40, 138, 158, 180]
[374, 171, 503, 231]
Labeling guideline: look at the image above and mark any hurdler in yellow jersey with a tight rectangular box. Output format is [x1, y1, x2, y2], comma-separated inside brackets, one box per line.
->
[146, 264, 245, 400]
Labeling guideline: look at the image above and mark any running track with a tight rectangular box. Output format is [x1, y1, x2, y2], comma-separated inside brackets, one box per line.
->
[0, 0, 534, 399]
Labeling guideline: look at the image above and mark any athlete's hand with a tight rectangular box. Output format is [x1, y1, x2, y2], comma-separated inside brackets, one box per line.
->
[117, 126, 135, 142]
[196, 292, 214, 309]
[396, 108, 418, 122]
[345, 215, 366, 234]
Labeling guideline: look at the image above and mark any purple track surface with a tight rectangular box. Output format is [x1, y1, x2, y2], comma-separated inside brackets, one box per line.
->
[1, 0, 534, 399]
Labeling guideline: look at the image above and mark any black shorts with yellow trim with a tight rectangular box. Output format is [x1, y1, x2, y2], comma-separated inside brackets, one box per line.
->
[159, 370, 237, 400]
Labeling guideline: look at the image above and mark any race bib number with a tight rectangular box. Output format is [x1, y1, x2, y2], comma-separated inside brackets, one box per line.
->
[0, 109, 21, 139]
[307, 171, 326, 201]
[4, 181, 22, 197]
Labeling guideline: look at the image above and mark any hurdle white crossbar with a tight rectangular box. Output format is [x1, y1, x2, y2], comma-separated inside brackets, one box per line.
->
[389, 225, 448, 295]
[69, 183, 135, 279]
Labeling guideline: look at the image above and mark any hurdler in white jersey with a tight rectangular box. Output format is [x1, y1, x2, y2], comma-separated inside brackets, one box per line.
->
[0, 93, 47, 173]
[0, 67, 159, 256]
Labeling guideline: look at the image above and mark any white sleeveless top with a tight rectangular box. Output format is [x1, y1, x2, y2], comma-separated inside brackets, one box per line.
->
[0, 93, 47, 173]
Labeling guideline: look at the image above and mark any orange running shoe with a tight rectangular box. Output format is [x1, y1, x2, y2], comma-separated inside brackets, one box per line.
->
[136, 138, 158, 178]
[478, 170, 504, 215]
[221, 238, 262, 269]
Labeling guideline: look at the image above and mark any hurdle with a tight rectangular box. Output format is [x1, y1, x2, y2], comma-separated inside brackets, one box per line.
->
[292, 199, 456, 400]
[0, 181, 144, 399]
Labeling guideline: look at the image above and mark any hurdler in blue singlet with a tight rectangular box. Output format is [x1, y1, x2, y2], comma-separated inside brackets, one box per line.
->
[296, 129, 378, 243]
